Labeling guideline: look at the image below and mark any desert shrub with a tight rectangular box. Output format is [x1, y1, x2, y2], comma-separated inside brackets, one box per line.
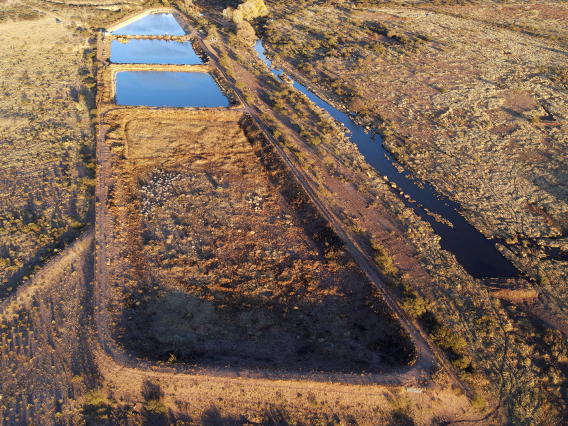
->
[402, 296, 429, 318]
[21, 222, 40, 234]
[223, 0, 268, 24]
[542, 327, 568, 362]
[236, 20, 257, 46]
[141, 380, 163, 401]
[400, 281, 431, 318]
[307, 136, 321, 146]
[144, 398, 167, 415]
[430, 325, 467, 353]
[549, 67, 568, 89]
[140, 379, 168, 415]
[0, 5, 42, 22]
[388, 397, 414, 426]
[471, 393, 486, 410]
[452, 355, 472, 370]
[370, 239, 397, 275]
[83, 388, 110, 419]
[348, 219, 366, 236]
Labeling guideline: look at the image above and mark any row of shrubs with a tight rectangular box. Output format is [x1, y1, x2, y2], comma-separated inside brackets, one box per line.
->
[0, 4, 43, 22]
[369, 238, 478, 381]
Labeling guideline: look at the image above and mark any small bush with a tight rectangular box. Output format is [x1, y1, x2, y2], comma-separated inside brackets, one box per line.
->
[430, 325, 466, 353]
[451, 355, 471, 370]
[471, 393, 486, 411]
[141, 380, 167, 415]
[83, 388, 110, 419]
[144, 398, 167, 415]
[402, 297, 428, 318]
[371, 239, 397, 275]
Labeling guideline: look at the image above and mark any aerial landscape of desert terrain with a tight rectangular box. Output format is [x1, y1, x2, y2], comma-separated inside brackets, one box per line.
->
[0, 0, 567, 424]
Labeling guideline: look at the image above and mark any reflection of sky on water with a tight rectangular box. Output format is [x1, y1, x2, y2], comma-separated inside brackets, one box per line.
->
[110, 39, 202, 65]
[115, 71, 229, 108]
[112, 14, 186, 36]
[254, 40, 519, 278]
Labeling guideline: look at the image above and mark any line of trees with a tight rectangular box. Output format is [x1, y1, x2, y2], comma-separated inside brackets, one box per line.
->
[222, 0, 268, 24]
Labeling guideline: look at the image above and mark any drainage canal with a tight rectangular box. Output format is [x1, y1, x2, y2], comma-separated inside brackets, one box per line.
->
[255, 40, 519, 278]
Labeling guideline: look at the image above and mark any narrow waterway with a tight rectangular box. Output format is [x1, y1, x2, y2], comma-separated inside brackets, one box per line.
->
[255, 40, 519, 278]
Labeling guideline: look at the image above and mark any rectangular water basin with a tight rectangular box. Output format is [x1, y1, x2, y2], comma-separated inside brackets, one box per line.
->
[115, 71, 229, 108]
[111, 13, 186, 36]
[111, 39, 202, 65]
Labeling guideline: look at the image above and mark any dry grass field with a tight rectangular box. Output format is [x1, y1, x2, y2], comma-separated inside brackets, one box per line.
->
[1, 0, 567, 424]
[0, 16, 96, 299]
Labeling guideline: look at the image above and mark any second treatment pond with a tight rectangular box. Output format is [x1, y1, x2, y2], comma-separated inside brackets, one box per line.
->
[115, 71, 229, 108]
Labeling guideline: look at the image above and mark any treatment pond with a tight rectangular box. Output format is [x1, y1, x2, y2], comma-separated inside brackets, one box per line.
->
[115, 71, 229, 108]
[111, 13, 186, 36]
[110, 39, 202, 65]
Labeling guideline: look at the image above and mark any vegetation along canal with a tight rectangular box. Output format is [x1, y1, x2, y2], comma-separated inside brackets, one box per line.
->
[255, 40, 519, 278]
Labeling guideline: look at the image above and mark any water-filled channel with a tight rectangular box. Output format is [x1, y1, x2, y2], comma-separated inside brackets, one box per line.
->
[255, 40, 518, 278]
[110, 39, 202, 65]
[115, 71, 229, 108]
[112, 13, 186, 36]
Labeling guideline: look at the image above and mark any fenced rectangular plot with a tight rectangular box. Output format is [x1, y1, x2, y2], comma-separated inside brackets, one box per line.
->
[115, 71, 229, 108]
[101, 109, 416, 374]
[110, 39, 203, 65]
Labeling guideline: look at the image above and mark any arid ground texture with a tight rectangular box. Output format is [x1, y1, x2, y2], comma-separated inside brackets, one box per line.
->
[0, 0, 567, 424]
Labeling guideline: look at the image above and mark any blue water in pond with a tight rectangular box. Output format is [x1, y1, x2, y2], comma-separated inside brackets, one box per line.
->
[255, 40, 519, 278]
[115, 71, 229, 108]
[110, 39, 202, 65]
[112, 13, 186, 36]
